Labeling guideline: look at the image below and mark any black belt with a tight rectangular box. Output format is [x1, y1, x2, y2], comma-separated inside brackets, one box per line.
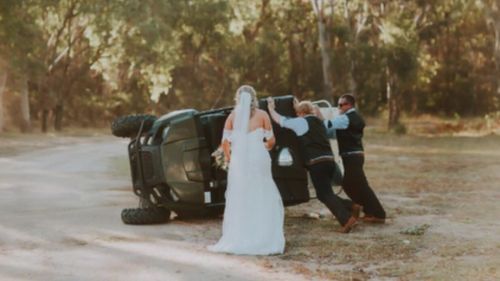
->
[307, 155, 335, 166]
[340, 151, 364, 157]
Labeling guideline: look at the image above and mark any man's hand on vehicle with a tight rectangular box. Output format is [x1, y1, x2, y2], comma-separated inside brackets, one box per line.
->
[267, 97, 275, 111]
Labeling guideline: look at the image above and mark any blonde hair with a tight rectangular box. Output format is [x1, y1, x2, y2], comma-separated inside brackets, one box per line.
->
[296, 101, 314, 115]
[235, 85, 259, 114]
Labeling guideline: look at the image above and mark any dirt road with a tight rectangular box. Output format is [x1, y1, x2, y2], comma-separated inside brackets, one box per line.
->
[0, 135, 305, 281]
[0, 134, 499, 281]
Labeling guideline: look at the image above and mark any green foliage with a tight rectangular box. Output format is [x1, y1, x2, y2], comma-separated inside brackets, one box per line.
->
[0, 0, 498, 130]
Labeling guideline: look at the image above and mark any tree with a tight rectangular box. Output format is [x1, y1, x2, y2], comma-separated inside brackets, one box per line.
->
[480, 0, 500, 99]
[0, 0, 44, 132]
[0, 0, 497, 131]
[494, 2, 500, 99]
[0, 67, 6, 133]
[310, 0, 334, 100]
[376, 1, 419, 129]
[341, 0, 370, 96]
[18, 0, 118, 131]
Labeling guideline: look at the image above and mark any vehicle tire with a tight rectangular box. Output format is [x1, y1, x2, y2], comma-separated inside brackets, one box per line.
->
[121, 207, 171, 225]
[111, 114, 157, 138]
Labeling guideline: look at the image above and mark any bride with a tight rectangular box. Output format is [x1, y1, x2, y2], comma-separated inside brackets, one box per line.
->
[208, 85, 285, 255]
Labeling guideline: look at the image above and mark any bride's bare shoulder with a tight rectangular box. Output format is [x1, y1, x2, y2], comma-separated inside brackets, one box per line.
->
[256, 109, 271, 120]
[255, 108, 269, 117]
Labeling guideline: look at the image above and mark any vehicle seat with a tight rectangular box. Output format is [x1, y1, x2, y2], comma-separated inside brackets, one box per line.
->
[259, 95, 309, 205]
[258, 95, 296, 117]
[199, 112, 228, 152]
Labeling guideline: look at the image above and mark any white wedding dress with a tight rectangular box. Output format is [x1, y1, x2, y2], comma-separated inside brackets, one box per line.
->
[208, 92, 285, 255]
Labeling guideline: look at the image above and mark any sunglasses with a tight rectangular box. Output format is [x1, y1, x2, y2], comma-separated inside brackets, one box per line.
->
[338, 103, 349, 107]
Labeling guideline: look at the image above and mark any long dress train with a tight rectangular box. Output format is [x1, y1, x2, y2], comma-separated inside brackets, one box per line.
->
[208, 128, 285, 255]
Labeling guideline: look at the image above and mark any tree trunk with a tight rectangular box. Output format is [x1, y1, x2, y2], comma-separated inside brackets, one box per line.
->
[348, 60, 357, 95]
[343, 0, 362, 96]
[288, 34, 301, 98]
[54, 103, 64, 131]
[42, 109, 49, 133]
[386, 67, 400, 129]
[494, 14, 500, 97]
[20, 76, 31, 132]
[311, 0, 334, 100]
[0, 72, 7, 133]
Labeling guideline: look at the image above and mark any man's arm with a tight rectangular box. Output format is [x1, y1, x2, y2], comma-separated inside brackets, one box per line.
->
[267, 97, 283, 125]
[324, 120, 337, 139]
[313, 105, 346, 138]
[319, 116, 349, 139]
[314, 105, 349, 130]
[267, 97, 308, 136]
[325, 115, 349, 130]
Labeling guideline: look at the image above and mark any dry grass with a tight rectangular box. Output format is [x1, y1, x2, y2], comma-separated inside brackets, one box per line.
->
[368, 112, 500, 137]
[256, 132, 500, 280]
[1, 121, 499, 280]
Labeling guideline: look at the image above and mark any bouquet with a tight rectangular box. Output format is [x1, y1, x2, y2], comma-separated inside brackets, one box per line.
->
[211, 146, 229, 171]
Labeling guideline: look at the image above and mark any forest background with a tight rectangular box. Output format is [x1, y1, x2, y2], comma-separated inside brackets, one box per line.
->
[0, 0, 499, 134]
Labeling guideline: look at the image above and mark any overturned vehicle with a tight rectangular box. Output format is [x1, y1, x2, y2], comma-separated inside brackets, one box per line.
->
[112, 96, 341, 224]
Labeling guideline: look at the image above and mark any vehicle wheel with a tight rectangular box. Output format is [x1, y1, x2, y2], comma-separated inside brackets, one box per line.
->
[111, 114, 157, 138]
[121, 207, 171, 225]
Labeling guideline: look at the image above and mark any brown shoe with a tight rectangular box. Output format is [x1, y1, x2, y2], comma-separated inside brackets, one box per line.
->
[352, 204, 362, 219]
[339, 216, 358, 233]
[361, 215, 385, 224]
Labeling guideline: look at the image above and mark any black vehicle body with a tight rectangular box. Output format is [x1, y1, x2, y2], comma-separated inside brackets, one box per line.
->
[124, 96, 310, 219]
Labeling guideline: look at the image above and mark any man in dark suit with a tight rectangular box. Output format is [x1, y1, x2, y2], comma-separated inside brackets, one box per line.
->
[267, 97, 358, 233]
[321, 94, 386, 223]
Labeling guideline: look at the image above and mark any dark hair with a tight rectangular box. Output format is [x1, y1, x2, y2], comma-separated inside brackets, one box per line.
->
[340, 94, 356, 106]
